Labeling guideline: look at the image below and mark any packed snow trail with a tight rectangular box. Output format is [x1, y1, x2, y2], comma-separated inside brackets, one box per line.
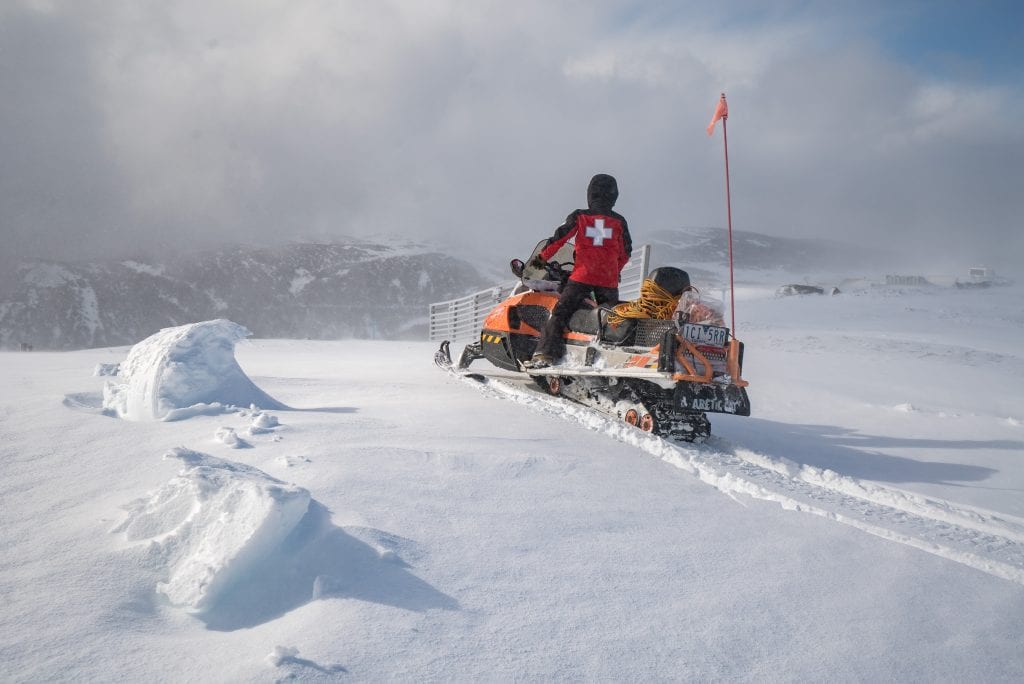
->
[451, 372, 1024, 585]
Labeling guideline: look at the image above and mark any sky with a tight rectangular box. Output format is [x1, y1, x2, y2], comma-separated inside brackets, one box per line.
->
[2, 0, 1022, 273]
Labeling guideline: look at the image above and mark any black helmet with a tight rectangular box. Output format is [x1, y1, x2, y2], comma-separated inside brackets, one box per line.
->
[647, 267, 690, 296]
[587, 174, 618, 210]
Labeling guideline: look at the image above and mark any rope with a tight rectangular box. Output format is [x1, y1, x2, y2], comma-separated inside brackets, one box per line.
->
[607, 279, 681, 326]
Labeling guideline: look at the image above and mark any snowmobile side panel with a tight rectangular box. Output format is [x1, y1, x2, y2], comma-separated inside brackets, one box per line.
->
[482, 291, 558, 335]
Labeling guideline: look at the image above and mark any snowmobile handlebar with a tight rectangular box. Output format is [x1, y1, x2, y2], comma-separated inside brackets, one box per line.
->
[510, 257, 573, 284]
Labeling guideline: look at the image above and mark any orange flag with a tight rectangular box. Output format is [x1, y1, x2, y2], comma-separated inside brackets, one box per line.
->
[706, 93, 728, 136]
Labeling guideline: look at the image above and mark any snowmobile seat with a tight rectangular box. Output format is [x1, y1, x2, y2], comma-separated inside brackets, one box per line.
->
[565, 306, 635, 345]
[598, 308, 637, 345]
[566, 305, 636, 345]
[567, 305, 601, 335]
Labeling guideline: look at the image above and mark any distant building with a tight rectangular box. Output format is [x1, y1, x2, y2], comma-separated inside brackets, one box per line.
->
[884, 275, 931, 287]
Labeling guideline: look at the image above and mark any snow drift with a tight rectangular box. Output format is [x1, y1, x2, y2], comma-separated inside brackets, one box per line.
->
[114, 448, 311, 614]
[102, 319, 286, 421]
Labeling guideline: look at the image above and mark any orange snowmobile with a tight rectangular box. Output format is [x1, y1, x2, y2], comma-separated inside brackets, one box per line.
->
[435, 240, 750, 441]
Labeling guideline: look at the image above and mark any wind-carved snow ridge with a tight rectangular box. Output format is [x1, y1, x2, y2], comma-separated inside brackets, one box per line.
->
[113, 448, 311, 615]
[115, 448, 457, 630]
[102, 319, 287, 421]
[460, 375, 1024, 586]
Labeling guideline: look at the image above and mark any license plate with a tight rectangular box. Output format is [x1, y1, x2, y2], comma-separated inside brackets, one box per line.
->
[681, 323, 729, 347]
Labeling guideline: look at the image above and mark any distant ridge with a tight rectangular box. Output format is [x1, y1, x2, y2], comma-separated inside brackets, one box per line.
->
[647, 227, 899, 283]
[0, 229, 905, 350]
[0, 239, 489, 350]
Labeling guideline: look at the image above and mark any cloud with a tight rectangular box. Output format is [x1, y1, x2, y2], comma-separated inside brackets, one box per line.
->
[1, 0, 1021, 272]
[0, 3, 130, 265]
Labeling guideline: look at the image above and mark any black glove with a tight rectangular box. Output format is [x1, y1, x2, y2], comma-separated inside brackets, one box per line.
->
[530, 255, 547, 269]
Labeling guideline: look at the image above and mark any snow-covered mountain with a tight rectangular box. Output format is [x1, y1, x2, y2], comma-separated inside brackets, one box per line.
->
[0, 240, 489, 350]
[0, 227, 934, 350]
[646, 227, 900, 286]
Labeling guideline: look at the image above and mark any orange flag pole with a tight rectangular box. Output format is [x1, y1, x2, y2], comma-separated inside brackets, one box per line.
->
[707, 92, 736, 335]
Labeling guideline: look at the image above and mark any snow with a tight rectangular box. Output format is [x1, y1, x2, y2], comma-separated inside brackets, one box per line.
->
[21, 262, 79, 288]
[78, 284, 101, 341]
[121, 260, 165, 276]
[101, 319, 287, 421]
[1, 279, 1023, 680]
[114, 448, 311, 615]
[289, 268, 315, 295]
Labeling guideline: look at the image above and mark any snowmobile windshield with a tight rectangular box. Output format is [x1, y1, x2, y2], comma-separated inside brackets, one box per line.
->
[522, 239, 574, 291]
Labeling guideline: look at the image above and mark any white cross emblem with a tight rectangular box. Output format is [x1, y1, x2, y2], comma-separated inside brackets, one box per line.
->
[585, 218, 613, 246]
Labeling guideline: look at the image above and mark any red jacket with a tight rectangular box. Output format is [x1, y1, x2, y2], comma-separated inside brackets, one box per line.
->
[541, 209, 631, 289]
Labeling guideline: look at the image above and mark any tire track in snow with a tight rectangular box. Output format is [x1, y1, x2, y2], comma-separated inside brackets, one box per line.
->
[455, 373, 1024, 585]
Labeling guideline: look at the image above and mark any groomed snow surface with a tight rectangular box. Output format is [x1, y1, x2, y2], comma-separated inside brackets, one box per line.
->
[2, 283, 1024, 681]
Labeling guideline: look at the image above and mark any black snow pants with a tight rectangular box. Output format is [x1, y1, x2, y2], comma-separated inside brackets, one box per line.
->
[535, 280, 619, 360]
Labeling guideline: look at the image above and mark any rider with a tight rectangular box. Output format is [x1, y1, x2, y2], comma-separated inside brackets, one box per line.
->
[526, 173, 632, 368]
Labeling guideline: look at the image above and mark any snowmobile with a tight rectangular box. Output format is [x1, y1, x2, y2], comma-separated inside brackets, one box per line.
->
[435, 240, 750, 441]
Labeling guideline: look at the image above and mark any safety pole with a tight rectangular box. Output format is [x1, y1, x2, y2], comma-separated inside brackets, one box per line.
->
[706, 92, 736, 335]
[721, 108, 736, 335]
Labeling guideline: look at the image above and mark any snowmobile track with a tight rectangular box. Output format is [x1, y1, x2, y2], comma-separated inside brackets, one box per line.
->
[443, 367, 1024, 586]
